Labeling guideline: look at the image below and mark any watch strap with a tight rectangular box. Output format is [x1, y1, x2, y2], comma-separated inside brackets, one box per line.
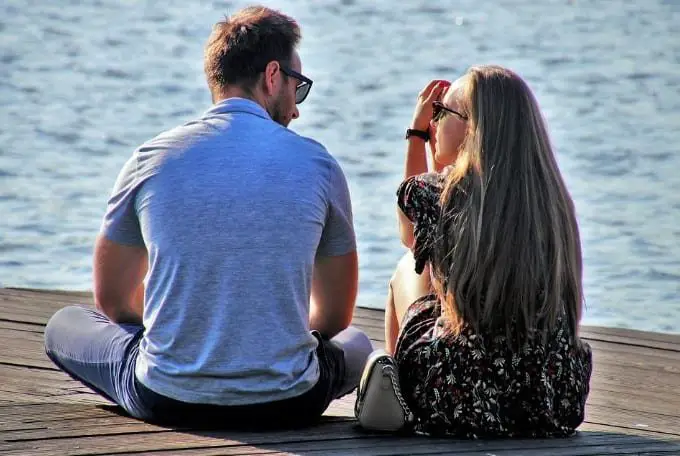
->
[405, 128, 430, 141]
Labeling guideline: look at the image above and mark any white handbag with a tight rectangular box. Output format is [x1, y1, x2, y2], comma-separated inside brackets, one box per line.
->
[354, 349, 414, 432]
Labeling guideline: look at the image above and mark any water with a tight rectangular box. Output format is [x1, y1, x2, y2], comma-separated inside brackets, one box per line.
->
[1, 0, 678, 333]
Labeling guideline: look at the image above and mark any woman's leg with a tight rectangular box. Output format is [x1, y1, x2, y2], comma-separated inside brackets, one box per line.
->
[385, 251, 432, 354]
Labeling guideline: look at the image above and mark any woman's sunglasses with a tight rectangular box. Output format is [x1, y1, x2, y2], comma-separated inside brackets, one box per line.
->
[432, 101, 468, 122]
[280, 66, 313, 104]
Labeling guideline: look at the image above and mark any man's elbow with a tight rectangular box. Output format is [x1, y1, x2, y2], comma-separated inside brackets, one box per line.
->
[325, 316, 352, 339]
[94, 294, 115, 320]
[320, 302, 355, 338]
[338, 312, 353, 333]
[93, 290, 124, 322]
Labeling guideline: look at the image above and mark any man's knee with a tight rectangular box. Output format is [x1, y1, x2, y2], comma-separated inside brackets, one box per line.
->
[44, 305, 89, 356]
[331, 326, 373, 396]
[334, 326, 372, 357]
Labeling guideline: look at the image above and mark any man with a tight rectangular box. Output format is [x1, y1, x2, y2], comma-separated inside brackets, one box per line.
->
[44, 5, 372, 428]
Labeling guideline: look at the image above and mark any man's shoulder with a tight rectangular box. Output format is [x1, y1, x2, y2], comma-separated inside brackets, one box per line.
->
[131, 116, 223, 160]
[279, 128, 331, 156]
[277, 129, 345, 171]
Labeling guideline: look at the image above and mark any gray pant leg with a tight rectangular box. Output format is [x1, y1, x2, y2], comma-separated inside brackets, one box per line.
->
[330, 326, 374, 397]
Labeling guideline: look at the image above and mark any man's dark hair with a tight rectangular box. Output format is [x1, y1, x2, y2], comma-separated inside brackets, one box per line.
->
[204, 6, 301, 94]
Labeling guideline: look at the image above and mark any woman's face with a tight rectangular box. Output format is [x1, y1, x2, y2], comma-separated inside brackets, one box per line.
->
[432, 76, 469, 167]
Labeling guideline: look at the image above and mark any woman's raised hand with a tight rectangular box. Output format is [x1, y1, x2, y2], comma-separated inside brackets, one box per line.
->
[411, 80, 451, 131]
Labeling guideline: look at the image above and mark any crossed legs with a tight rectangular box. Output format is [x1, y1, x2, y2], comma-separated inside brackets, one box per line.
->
[44, 304, 373, 424]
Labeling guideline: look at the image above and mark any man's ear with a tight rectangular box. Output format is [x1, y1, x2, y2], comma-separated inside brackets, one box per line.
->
[262, 60, 281, 97]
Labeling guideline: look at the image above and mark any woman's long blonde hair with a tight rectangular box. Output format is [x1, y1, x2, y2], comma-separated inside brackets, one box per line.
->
[431, 65, 583, 347]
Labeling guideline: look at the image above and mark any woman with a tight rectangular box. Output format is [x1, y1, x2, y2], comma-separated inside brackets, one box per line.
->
[385, 65, 592, 438]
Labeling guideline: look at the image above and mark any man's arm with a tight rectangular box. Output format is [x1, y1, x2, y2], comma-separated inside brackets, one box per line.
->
[309, 251, 358, 338]
[93, 235, 148, 324]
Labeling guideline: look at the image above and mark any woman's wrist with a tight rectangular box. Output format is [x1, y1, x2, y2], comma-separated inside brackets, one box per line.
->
[405, 128, 429, 142]
[410, 120, 430, 131]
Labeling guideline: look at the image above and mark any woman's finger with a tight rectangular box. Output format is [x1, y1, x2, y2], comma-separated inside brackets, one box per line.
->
[427, 81, 451, 101]
[419, 79, 448, 99]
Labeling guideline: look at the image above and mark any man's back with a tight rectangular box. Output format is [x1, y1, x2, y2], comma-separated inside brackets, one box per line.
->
[44, 7, 372, 427]
[102, 98, 356, 405]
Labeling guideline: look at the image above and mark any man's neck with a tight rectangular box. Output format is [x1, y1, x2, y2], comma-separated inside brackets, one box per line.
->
[212, 85, 276, 122]
[214, 87, 266, 110]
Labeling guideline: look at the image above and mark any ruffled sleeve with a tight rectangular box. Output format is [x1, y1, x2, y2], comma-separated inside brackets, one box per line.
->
[396, 172, 444, 274]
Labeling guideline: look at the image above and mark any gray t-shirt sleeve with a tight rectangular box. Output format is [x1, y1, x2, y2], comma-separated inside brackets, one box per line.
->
[99, 154, 145, 246]
[317, 159, 356, 257]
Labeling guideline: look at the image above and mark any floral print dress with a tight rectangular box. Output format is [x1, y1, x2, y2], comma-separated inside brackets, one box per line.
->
[395, 173, 593, 438]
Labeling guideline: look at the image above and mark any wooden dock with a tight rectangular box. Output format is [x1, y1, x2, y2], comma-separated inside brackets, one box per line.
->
[1, 287, 679, 455]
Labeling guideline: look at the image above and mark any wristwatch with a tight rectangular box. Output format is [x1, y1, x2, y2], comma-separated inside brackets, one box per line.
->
[405, 128, 430, 141]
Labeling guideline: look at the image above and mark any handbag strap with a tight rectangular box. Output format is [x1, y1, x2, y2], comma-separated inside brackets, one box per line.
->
[384, 364, 414, 424]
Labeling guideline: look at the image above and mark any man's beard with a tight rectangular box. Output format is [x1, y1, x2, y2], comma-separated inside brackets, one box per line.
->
[269, 91, 290, 127]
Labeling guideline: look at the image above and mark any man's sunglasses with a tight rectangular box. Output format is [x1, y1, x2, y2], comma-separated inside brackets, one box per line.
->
[432, 101, 468, 122]
[280, 65, 313, 104]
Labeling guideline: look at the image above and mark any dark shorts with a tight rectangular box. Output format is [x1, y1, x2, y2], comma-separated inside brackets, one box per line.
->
[45, 306, 347, 429]
[134, 331, 346, 429]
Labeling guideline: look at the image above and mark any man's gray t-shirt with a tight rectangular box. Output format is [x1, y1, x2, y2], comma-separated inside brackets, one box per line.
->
[100, 98, 356, 405]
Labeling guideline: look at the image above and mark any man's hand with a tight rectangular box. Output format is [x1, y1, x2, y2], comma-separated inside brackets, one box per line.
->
[93, 235, 147, 324]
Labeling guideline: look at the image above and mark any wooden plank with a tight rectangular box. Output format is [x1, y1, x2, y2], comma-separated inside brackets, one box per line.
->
[0, 422, 375, 455]
[102, 436, 680, 456]
[2, 429, 678, 456]
[0, 365, 98, 399]
[0, 312, 50, 326]
[4, 288, 91, 299]
[587, 388, 680, 418]
[587, 340, 680, 362]
[1, 288, 91, 305]
[0, 364, 91, 385]
[580, 326, 680, 346]
[637, 453, 680, 456]
[0, 295, 66, 309]
[0, 320, 45, 333]
[592, 354, 680, 376]
[578, 422, 679, 440]
[0, 347, 56, 371]
[585, 404, 680, 437]
[0, 359, 57, 371]
[263, 443, 680, 456]
[589, 366, 680, 398]
[0, 404, 119, 426]
[0, 328, 45, 343]
[0, 303, 60, 322]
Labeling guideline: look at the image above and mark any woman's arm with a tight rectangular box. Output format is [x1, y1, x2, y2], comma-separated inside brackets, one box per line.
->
[398, 206, 415, 249]
[404, 136, 428, 179]
[403, 79, 448, 179]
[399, 80, 449, 248]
